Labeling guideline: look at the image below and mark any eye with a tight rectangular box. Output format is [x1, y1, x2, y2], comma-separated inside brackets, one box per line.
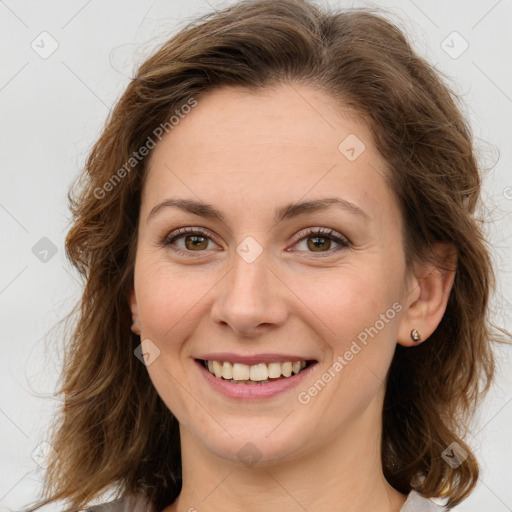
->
[289, 227, 350, 256]
[162, 227, 219, 255]
[162, 226, 350, 257]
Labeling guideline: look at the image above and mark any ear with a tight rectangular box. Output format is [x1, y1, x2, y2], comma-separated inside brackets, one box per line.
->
[397, 243, 457, 347]
[130, 287, 141, 335]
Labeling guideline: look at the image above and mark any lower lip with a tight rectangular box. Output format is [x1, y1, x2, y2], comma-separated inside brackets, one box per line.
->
[194, 359, 317, 400]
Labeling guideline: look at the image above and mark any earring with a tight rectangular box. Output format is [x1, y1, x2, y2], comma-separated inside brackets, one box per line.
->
[131, 322, 141, 336]
[410, 328, 422, 343]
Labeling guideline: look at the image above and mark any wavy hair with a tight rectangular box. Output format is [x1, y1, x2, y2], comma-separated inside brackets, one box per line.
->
[25, 0, 505, 510]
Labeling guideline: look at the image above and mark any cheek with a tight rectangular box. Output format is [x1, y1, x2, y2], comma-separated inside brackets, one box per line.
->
[135, 243, 404, 354]
[297, 265, 395, 341]
[297, 262, 403, 398]
[134, 257, 218, 345]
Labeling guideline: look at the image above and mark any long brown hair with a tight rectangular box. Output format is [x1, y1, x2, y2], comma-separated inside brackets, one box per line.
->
[25, 1, 506, 510]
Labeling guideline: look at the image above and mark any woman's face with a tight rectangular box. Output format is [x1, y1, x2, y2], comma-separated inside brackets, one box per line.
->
[130, 84, 416, 465]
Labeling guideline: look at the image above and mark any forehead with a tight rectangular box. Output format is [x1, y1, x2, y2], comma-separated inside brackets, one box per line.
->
[142, 84, 395, 226]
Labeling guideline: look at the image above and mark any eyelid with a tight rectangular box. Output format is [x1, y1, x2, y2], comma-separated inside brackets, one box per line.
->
[289, 226, 350, 245]
[286, 227, 350, 257]
[162, 226, 219, 247]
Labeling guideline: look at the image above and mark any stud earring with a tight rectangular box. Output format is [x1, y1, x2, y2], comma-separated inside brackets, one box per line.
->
[131, 322, 141, 336]
[410, 328, 422, 343]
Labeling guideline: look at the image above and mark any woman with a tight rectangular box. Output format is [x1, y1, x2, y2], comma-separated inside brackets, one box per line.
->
[24, 0, 502, 511]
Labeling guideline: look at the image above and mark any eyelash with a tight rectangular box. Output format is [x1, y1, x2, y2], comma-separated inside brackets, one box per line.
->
[161, 227, 350, 257]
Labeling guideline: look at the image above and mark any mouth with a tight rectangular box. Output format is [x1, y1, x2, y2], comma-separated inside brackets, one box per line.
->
[196, 358, 316, 385]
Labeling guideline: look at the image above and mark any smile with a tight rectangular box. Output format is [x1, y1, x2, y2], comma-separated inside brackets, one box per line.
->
[201, 359, 311, 384]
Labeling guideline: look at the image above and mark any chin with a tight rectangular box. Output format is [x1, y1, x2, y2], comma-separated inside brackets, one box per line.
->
[192, 416, 317, 468]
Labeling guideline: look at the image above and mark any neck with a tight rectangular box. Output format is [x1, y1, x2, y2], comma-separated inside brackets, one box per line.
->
[163, 387, 407, 512]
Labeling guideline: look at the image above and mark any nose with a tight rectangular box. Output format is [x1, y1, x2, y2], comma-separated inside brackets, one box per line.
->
[210, 250, 288, 338]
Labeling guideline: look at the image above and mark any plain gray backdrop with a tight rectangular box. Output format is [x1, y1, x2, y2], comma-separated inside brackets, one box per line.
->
[1, 1, 511, 511]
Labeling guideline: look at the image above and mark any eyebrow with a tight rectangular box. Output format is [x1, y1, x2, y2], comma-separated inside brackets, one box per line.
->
[146, 197, 370, 225]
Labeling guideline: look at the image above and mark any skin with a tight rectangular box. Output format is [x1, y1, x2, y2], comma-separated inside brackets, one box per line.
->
[130, 83, 456, 512]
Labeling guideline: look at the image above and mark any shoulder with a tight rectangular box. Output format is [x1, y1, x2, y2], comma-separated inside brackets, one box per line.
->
[400, 490, 448, 511]
[74, 490, 444, 512]
[76, 494, 155, 512]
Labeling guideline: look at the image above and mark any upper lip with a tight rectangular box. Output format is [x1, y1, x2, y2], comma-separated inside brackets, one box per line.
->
[195, 353, 316, 365]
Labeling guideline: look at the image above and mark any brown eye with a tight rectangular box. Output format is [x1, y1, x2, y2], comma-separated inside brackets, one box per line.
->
[291, 228, 350, 255]
[164, 228, 217, 254]
[307, 236, 333, 252]
[183, 234, 209, 251]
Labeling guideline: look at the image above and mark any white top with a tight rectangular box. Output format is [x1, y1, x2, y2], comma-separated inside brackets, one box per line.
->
[80, 489, 445, 511]
[400, 490, 446, 511]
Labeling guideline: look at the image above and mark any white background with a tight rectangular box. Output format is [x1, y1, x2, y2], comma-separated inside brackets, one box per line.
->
[1, 1, 511, 511]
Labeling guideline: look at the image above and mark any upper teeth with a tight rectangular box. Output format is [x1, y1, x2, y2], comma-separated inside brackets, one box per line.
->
[206, 360, 307, 381]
